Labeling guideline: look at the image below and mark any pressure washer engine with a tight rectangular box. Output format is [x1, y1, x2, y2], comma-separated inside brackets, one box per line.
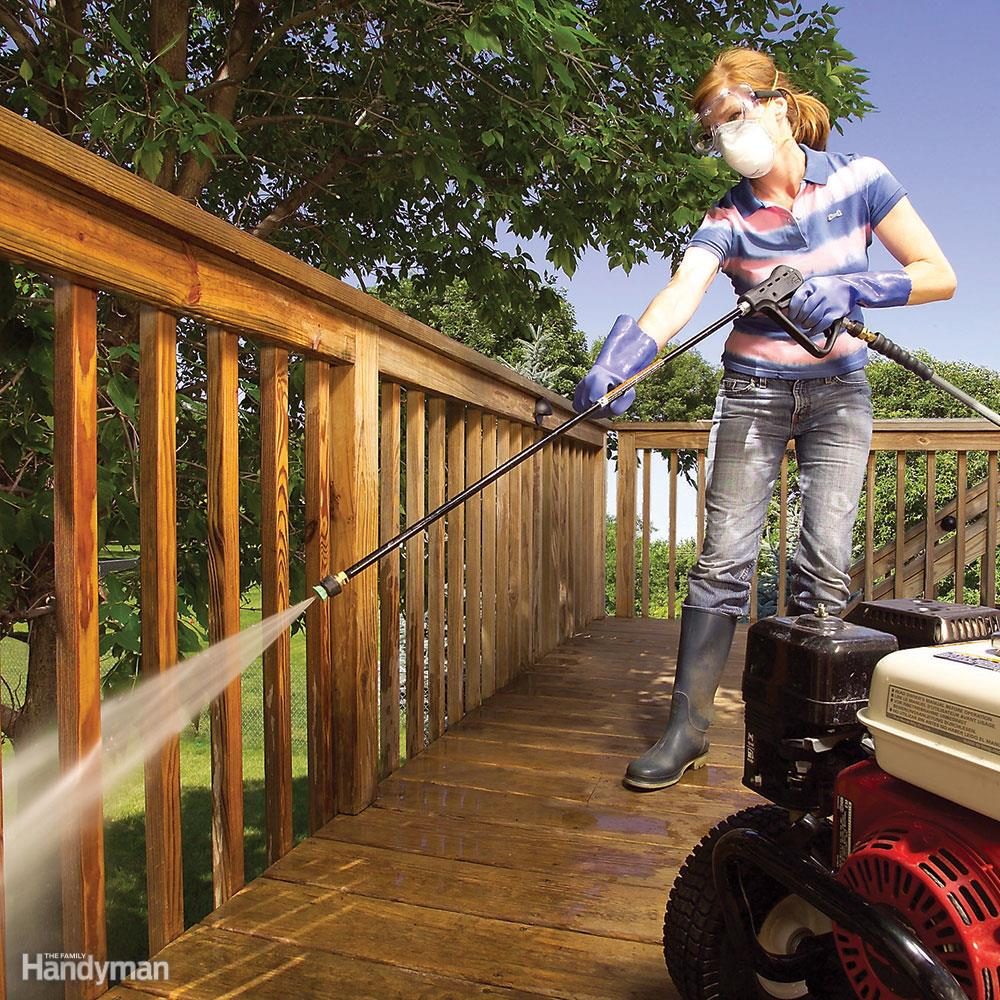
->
[663, 598, 1000, 1000]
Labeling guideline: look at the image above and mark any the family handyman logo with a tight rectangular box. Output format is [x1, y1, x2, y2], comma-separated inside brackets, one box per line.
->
[21, 953, 169, 986]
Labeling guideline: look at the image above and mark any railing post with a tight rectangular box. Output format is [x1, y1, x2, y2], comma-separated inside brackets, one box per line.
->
[616, 432, 637, 618]
[54, 281, 107, 997]
[330, 325, 380, 815]
[139, 306, 184, 953]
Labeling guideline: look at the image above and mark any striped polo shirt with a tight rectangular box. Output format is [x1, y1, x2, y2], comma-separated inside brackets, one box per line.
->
[688, 145, 906, 378]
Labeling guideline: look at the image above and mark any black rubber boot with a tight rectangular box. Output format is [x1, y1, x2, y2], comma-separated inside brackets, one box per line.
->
[623, 605, 737, 791]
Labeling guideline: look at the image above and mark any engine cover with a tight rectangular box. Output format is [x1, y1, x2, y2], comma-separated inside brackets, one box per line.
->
[741, 612, 897, 811]
[833, 761, 1000, 1000]
[846, 597, 1000, 649]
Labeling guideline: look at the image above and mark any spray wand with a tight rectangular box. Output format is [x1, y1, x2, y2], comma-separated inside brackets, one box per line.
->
[313, 266, 803, 599]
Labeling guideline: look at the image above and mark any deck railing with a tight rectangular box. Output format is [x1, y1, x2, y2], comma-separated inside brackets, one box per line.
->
[0, 108, 606, 996]
[615, 420, 1000, 620]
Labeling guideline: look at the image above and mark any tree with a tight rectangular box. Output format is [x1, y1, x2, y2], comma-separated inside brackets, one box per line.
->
[0, 1, 873, 742]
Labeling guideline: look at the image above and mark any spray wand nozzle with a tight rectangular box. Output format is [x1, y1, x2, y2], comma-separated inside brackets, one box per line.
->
[313, 572, 348, 600]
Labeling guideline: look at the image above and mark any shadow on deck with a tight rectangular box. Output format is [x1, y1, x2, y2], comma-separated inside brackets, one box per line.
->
[108, 618, 757, 999]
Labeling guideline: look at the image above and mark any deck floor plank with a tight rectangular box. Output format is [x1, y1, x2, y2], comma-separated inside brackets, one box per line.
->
[108, 618, 753, 999]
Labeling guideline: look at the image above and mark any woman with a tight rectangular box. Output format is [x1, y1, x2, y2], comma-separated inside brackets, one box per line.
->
[574, 48, 956, 792]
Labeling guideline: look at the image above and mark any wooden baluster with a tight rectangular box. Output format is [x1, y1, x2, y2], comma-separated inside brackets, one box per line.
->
[508, 425, 523, 670]
[427, 398, 447, 740]
[641, 450, 651, 618]
[405, 391, 426, 758]
[984, 451, 998, 607]
[894, 451, 906, 598]
[304, 360, 334, 830]
[615, 433, 637, 618]
[668, 452, 678, 619]
[495, 421, 511, 685]
[465, 410, 483, 708]
[539, 431, 557, 653]
[925, 451, 937, 600]
[54, 281, 107, 996]
[579, 444, 594, 629]
[517, 429, 532, 666]
[481, 415, 498, 699]
[259, 346, 293, 864]
[206, 326, 244, 904]
[139, 306, 184, 951]
[864, 453, 876, 601]
[956, 451, 968, 603]
[696, 451, 707, 557]
[446, 405, 466, 723]
[378, 383, 402, 778]
[330, 330, 380, 815]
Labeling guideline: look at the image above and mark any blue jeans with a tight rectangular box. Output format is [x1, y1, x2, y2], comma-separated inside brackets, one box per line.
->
[687, 368, 873, 617]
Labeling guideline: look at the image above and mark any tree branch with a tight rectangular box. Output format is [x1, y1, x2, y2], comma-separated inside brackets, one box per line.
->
[251, 153, 347, 240]
[174, 0, 260, 202]
[0, 3, 39, 56]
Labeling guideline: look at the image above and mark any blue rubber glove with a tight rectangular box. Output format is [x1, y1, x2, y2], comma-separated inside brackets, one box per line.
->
[787, 271, 912, 331]
[573, 315, 658, 416]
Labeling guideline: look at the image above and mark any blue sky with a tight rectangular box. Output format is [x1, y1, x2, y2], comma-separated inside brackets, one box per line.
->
[545, 0, 998, 371]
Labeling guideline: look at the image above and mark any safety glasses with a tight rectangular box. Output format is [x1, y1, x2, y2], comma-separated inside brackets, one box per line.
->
[688, 84, 781, 155]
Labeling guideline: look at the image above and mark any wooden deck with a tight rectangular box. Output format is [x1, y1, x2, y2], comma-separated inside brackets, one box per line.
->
[108, 618, 758, 999]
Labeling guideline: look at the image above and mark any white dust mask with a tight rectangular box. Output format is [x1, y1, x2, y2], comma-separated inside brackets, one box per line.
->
[716, 119, 775, 179]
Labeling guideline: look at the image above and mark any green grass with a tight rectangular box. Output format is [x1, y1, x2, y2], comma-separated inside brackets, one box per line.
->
[2, 591, 314, 962]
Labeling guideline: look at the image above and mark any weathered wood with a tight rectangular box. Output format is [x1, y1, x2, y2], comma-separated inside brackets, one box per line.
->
[206, 327, 245, 904]
[405, 391, 427, 758]
[778, 453, 788, 615]
[481, 414, 499, 699]
[112, 924, 542, 1000]
[696, 451, 706, 556]
[138, 306, 184, 952]
[446, 404, 466, 722]
[206, 877, 671, 1000]
[956, 451, 968, 591]
[540, 440, 557, 653]
[259, 347, 293, 866]
[465, 410, 483, 709]
[54, 282, 107, 995]
[864, 453, 876, 601]
[427, 398, 447, 741]
[925, 451, 937, 599]
[668, 451, 678, 619]
[895, 451, 907, 597]
[985, 452, 998, 607]
[518, 428, 533, 671]
[615, 434, 637, 618]
[379, 334, 605, 449]
[508, 424, 523, 674]
[641, 451, 651, 617]
[495, 421, 512, 687]
[531, 431, 544, 662]
[262, 837, 669, 944]
[555, 441, 570, 641]
[305, 361, 335, 830]
[378, 383, 402, 778]
[330, 329, 380, 815]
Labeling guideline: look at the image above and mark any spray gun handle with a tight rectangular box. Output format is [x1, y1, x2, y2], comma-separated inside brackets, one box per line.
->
[738, 266, 847, 359]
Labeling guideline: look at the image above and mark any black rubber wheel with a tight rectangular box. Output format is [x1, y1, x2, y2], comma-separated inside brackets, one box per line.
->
[664, 804, 833, 1000]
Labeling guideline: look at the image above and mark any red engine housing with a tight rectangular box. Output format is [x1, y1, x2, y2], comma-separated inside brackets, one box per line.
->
[833, 761, 1000, 1000]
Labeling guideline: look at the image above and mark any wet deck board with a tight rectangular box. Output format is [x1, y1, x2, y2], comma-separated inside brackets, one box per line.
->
[108, 617, 756, 999]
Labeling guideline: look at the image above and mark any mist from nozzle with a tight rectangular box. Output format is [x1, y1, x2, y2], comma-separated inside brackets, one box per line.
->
[2, 595, 314, 989]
